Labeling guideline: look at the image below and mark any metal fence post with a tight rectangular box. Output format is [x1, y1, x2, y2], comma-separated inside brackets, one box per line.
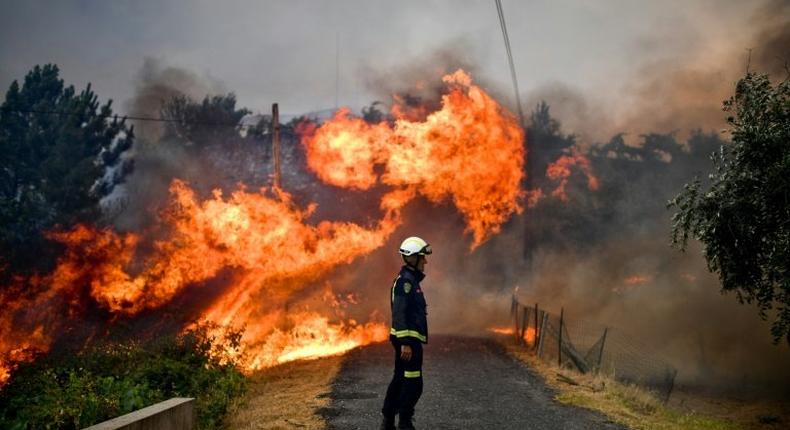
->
[597, 327, 609, 371]
[558, 307, 564, 367]
[537, 313, 548, 358]
[510, 295, 516, 318]
[513, 302, 520, 342]
[512, 299, 677, 398]
[664, 368, 678, 403]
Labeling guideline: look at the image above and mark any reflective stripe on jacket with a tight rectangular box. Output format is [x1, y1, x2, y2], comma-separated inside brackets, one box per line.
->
[390, 265, 428, 345]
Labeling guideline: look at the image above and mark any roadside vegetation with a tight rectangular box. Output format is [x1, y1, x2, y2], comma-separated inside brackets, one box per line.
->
[0, 325, 246, 429]
[503, 341, 741, 430]
[227, 354, 343, 429]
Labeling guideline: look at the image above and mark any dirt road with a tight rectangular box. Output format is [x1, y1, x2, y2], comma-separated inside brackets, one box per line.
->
[321, 336, 625, 429]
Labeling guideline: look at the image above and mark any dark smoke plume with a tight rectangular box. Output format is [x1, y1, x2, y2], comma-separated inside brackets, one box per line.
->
[125, 58, 225, 142]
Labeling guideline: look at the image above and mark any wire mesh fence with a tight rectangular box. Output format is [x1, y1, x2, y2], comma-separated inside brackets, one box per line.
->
[510, 296, 677, 401]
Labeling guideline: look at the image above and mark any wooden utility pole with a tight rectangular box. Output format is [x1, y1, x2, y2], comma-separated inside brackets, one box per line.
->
[272, 103, 281, 188]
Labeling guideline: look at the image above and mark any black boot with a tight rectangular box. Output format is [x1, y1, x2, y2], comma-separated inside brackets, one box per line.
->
[398, 416, 416, 430]
[380, 414, 396, 430]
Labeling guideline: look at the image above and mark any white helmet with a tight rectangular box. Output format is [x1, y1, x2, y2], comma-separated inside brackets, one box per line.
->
[399, 236, 432, 256]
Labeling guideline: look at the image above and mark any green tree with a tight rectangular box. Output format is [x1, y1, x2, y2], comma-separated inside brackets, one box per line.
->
[0, 64, 134, 277]
[161, 93, 249, 147]
[670, 73, 790, 343]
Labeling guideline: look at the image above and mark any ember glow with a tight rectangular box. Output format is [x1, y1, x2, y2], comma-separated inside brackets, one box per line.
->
[0, 69, 526, 382]
[487, 326, 536, 345]
[523, 326, 537, 345]
[624, 274, 653, 286]
[488, 326, 515, 335]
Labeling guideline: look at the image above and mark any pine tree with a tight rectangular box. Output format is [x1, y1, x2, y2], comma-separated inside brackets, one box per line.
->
[0, 64, 134, 277]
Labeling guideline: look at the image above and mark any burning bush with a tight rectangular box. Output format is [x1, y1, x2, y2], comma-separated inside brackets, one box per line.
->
[0, 324, 246, 429]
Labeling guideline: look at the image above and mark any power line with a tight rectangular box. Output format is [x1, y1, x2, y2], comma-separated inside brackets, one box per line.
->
[495, 0, 525, 128]
[495, 0, 533, 263]
[0, 106, 247, 128]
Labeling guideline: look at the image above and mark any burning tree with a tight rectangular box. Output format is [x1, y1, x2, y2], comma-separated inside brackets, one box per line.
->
[670, 72, 790, 343]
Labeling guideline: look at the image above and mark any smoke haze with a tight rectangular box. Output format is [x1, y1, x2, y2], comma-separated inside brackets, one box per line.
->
[1, 0, 789, 396]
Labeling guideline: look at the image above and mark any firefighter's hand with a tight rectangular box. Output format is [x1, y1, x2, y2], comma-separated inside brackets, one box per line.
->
[400, 344, 412, 361]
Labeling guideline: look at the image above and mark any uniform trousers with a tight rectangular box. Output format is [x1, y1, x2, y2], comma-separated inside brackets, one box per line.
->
[381, 340, 423, 420]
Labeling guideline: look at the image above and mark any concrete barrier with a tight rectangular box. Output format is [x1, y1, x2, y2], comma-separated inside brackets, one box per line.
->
[82, 397, 194, 430]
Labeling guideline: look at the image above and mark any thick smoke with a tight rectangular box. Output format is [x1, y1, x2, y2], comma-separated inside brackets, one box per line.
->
[357, 39, 491, 116]
[112, 59, 276, 231]
[752, 0, 790, 78]
[524, 0, 789, 144]
[508, 2, 790, 392]
[125, 58, 226, 142]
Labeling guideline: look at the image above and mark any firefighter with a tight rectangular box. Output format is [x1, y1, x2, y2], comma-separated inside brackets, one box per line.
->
[381, 236, 431, 430]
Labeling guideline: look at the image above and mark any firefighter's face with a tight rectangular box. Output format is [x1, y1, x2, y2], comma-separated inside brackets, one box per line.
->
[404, 254, 427, 272]
[415, 255, 427, 272]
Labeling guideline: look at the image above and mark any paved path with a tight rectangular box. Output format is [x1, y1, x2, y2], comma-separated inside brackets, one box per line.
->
[322, 336, 626, 429]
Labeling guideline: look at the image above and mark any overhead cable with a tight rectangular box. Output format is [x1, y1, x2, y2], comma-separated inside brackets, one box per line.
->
[495, 0, 526, 128]
[0, 106, 248, 128]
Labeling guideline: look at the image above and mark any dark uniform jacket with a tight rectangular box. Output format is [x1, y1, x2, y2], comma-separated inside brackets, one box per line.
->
[389, 265, 428, 346]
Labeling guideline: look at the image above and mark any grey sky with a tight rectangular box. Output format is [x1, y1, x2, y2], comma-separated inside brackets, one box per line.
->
[0, 0, 759, 121]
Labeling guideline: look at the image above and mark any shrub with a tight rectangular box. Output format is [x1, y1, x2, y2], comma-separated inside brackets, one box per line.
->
[0, 324, 246, 429]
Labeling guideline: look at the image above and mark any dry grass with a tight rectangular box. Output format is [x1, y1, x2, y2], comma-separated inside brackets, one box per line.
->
[226, 355, 344, 430]
[502, 340, 745, 430]
[668, 391, 790, 430]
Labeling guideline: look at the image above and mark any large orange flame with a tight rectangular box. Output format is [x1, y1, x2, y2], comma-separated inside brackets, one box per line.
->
[301, 69, 525, 248]
[0, 69, 526, 382]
